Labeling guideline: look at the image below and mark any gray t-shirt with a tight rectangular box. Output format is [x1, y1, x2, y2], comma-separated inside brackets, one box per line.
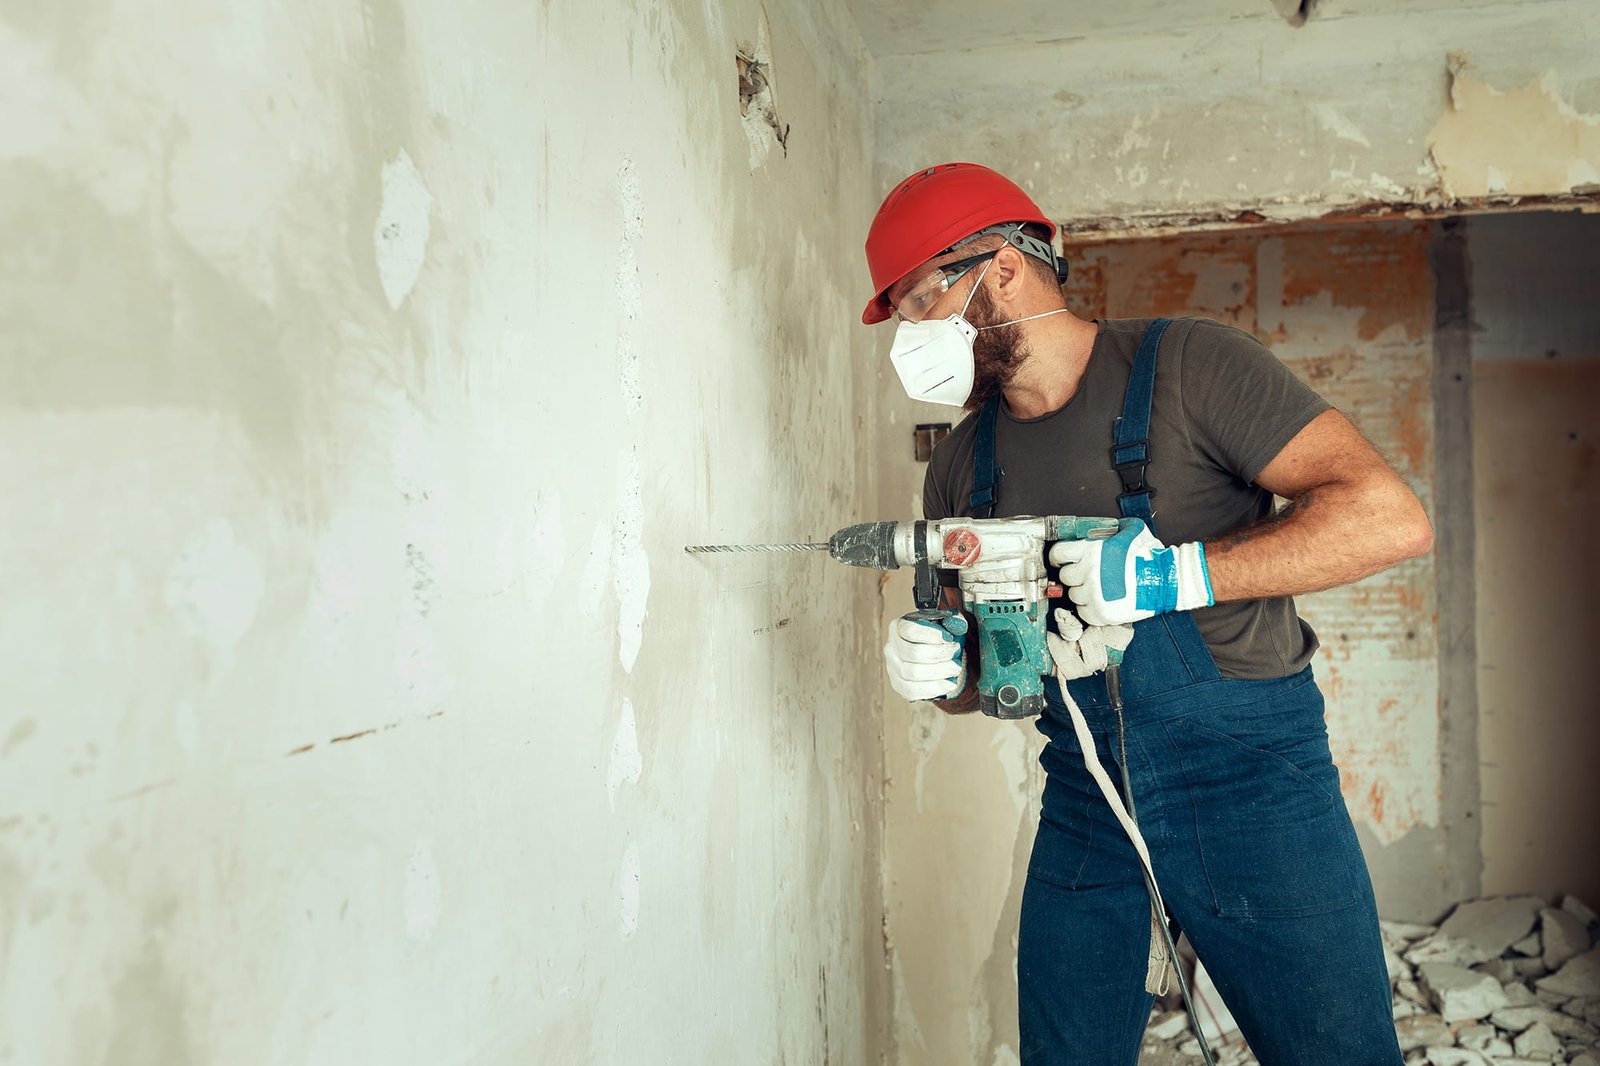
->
[923, 316, 1330, 680]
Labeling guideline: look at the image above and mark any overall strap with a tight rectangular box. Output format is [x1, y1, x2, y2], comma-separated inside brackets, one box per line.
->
[1112, 318, 1172, 524]
[968, 395, 1002, 518]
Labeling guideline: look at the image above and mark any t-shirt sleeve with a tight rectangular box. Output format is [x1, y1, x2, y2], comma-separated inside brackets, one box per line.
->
[1179, 319, 1331, 485]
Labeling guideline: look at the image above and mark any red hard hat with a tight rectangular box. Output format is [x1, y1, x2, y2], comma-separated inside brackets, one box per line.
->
[861, 162, 1057, 325]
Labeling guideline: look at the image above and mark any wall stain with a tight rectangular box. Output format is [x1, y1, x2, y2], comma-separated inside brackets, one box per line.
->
[1, 718, 37, 758]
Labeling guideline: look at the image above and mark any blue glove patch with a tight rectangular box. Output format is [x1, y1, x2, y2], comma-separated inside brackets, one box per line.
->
[1098, 520, 1143, 601]
[1134, 550, 1180, 613]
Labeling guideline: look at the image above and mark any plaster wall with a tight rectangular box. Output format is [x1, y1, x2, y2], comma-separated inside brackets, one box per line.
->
[0, 1, 891, 1063]
[1467, 211, 1600, 908]
[870, 0, 1600, 230]
[877, 220, 1452, 1065]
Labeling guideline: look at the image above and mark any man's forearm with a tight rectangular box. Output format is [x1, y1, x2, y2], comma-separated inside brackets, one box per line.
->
[1204, 475, 1433, 603]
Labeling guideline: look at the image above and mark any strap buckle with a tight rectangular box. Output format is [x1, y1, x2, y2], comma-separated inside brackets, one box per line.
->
[1110, 441, 1154, 499]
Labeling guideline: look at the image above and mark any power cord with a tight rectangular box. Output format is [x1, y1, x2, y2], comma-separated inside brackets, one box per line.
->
[1107, 664, 1217, 1066]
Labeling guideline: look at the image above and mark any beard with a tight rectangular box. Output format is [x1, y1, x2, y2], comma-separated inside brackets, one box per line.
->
[962, 282, 1029, 412]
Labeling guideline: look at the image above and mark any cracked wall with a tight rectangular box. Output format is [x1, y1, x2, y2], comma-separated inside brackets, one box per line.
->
[871, 0, 1600, 231]
[0, 0, 888, 1062]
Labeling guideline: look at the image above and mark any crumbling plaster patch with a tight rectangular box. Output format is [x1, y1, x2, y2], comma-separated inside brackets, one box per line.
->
[872, 1, 1600, 236]
[1428, 55, 1600, 201]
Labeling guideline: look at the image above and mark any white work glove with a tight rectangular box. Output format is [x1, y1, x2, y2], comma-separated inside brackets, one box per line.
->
[1048, 517, 1214, 627]
[1046, 608, 1134, 680]
[883, 611, 968, 702]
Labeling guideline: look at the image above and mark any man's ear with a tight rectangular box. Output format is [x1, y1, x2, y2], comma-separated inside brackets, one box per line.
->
[991, 244, 1029, 303]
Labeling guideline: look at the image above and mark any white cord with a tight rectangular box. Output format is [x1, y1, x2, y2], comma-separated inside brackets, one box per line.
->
[1053, 667, 1176, 996]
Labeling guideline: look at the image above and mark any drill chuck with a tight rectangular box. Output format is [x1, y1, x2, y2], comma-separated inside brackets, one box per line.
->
[827, 521, 912, 571]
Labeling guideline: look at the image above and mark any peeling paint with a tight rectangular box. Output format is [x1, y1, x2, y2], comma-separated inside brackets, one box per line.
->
[1066, 232, 1440, 860]
[1428, 56, 1600, 201]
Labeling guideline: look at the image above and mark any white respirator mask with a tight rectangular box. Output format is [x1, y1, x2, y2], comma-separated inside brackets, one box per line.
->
[887, 259, 1067, 408]
[887, 260, 990, 407]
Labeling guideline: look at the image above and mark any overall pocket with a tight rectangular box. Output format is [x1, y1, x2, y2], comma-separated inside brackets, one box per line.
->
[1164, 678, 1367, 919]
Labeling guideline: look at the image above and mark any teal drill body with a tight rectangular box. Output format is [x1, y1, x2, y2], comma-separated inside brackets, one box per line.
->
[827, 516, 1119, 718]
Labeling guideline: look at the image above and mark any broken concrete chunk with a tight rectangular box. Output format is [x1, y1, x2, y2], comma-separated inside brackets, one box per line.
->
[1393, 998, 1421, 1020]
[1502, 981, 1538, 1007]
[1395, 1012, 1454, 1052]
[1570, 1053, 1600, 1066]
[1562, 995, 1600, 1026]
[1397, 977, 1429, 1005]
[1510, 932, 1543, 957]
[1472, 958, 1516, 983]
[1419, 963, 1509, 1022]
[1540, 906, 1590, 971]
[1536, 947, 1600, 998]
[1404, 1053, 1428, 1066]
[1384, 918, 1441, 944]
[1489, 1004, 1547, 1033]
[1532, 985, 1569, 1009]
[1455, 1023, 1496, 1051]
[1386, 942, 1414, 984]
[1511, 1020, 1561, 1058]
[1511, 956, 1551, 978]
[1545, 1010, 1600, 1042]
[1407, 932, 1490, 968]
[1438, 896, 1545, 961]
[1489, 1003, 1600, 1043]
[1562, 895, 1599, 927]
[1480, 1038, 1511, 1057]
[1424, 1048, 1488, 1066]
[1147, 1010, 1189, 1041]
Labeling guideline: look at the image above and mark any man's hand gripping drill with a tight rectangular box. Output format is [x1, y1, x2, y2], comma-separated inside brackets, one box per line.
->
[833, 517, 1135, 718]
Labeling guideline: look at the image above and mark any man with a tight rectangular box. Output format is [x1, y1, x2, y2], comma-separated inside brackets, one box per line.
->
[864, 162, 1432, 1066]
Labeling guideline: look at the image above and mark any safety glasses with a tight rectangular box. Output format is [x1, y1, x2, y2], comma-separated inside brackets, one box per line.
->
[891, 250, 999, 323]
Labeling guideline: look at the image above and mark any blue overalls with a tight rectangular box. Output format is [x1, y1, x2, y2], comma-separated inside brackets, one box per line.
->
[968, 320, 1404, 1066]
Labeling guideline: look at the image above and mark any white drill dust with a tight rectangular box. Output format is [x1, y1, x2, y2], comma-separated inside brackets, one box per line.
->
[618, 842, 641, 938]
[607, 697, 643, 804]
[613, 451, 650, 673]
[375, 148, 431, 310]
[164, 518, 264, 655]
[616, 158, 644, 413]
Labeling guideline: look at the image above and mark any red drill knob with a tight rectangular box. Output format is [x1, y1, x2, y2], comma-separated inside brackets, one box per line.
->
[942, 528, 982, 567]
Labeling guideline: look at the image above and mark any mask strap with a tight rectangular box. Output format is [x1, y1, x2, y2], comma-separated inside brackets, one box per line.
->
[956, 259, 992, 319]
[977, 307, 1069, 331]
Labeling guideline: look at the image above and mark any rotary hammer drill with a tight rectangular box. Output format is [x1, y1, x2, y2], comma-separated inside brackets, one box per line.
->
[826, 516, 1120, 718]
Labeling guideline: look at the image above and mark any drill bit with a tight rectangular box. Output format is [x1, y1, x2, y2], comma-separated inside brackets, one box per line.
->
[684, 542, 828, 554]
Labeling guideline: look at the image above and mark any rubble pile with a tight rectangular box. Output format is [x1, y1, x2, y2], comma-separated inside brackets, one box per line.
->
[1135, 895, 1600, 1065]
